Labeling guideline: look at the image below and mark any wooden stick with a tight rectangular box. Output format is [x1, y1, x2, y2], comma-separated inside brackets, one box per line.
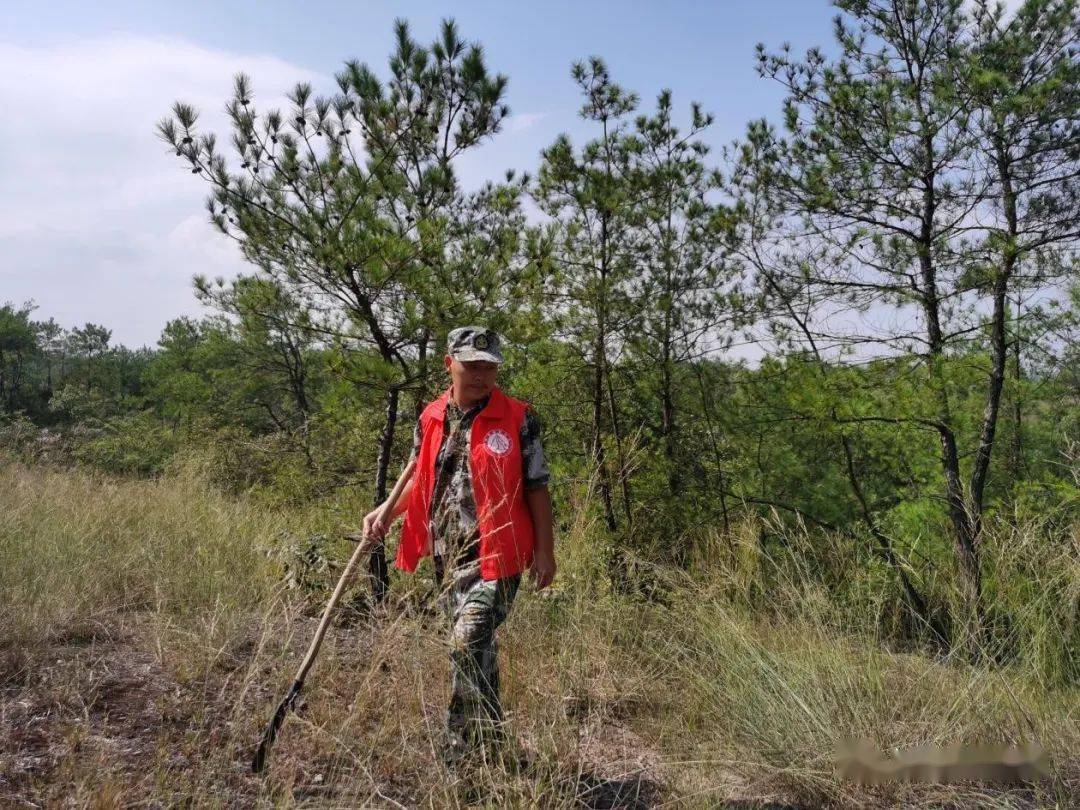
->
[252, 457, 416, 773]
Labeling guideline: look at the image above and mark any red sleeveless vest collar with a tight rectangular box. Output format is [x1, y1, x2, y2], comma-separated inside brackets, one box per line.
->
[396, 386, 536, 581]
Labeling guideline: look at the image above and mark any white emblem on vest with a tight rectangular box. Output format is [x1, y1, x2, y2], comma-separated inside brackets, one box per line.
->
[484, 428, 511, 456]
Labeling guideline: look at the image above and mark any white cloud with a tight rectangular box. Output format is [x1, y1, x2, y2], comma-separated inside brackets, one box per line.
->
[506, 112, 546, 133]
[0, 36, 322, 346]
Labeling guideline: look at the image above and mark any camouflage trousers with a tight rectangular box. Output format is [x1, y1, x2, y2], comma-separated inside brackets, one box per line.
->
[435, 557, 521, 763]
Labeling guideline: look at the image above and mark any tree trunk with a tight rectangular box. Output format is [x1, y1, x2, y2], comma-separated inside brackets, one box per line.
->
[0, 348, 7, 413]
[916, 147, 982, 636]
[1009, 296, 1024, 480]
[968, 268, 1012, 531]
[927, 312, 981, 635]
[970, 137, 1018, 517]
[592, 346, 618, 535]
[594, 208, 619, 538]
[605, 361, 634, 531]
[995, 134, 1024, 484]
[661, 314, 679, 495]
[285, 340, 310, 417]
[693, 362, 731, 539]
[948, 135, 1020, 648]
[840, 433, 946, 644]
[368, 385, 399, 603]
[9, 350, 25, 412]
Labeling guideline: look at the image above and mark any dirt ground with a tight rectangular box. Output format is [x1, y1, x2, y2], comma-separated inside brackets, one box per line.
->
[0, 611, 788, 809]
[3, 609, 1064, 808]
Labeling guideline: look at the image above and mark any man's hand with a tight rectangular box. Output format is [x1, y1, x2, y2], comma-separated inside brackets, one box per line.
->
[361, 506, 389, 542]
[524, 485, 555, 590]
[357, 474, 415, 543]
[530, 549, 556, 590]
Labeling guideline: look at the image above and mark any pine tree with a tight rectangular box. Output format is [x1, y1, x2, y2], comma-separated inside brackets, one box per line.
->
[738, 0, 1080, 643]
[534, 58, 641, 559]
[966, 0, 1080, 493]
[158, 19, 524, 598]
[627, 89, 736, 542]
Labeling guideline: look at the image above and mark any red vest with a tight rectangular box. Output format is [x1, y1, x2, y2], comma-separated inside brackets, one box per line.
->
[396, 386, 536, 581]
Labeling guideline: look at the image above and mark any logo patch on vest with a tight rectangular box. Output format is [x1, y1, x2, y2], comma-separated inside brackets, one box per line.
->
[483, 428, 512, 456]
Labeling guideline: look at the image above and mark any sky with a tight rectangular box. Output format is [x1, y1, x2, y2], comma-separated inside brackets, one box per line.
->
[0, 1, 1020, 349]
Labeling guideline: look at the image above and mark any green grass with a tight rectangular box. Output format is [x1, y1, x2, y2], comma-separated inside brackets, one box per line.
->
[0, 455, 1076, 807]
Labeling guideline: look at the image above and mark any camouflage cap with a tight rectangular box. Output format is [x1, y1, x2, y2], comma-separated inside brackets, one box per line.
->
[447, 325, 504, 364]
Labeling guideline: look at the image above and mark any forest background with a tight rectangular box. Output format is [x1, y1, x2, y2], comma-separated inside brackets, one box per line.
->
[1, 0, 1077, 805]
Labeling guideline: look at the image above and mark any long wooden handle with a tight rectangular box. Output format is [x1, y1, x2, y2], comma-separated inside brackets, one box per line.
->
[291, 457, 417, 684]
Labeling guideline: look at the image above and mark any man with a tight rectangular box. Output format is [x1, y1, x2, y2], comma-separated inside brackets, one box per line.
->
[362, 325, 556, 767]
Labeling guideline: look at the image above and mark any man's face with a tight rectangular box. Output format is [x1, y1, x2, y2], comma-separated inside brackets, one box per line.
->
[445, 354, 499, 402]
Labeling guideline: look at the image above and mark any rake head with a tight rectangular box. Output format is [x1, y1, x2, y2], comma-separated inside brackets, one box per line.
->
[251, 679, 303, 773]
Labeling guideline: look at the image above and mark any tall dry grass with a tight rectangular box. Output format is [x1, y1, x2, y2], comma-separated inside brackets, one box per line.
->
[1, 455, 1076, 807]
[0, 458, 291, 651]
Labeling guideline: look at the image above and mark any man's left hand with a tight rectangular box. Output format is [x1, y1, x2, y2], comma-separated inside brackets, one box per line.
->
[530, 550, 556, 590]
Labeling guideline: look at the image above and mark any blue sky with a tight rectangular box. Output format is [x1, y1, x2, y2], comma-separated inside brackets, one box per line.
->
[2, 2, 854, 347]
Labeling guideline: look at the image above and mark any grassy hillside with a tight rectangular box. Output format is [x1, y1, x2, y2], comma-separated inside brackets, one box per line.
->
[1, 457, 1076, 807]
